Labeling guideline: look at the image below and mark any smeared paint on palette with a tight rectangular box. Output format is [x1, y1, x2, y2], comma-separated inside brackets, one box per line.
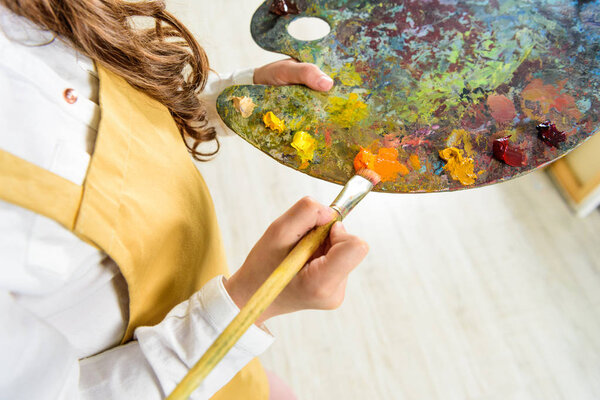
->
[217, 0, 600, 193]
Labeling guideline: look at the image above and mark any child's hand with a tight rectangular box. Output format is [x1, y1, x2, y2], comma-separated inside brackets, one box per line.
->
[224, 197, 368, 324]
[253, 59, 334, 91]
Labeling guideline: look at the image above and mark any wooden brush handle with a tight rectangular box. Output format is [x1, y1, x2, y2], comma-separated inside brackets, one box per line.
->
[167, 214, 341, 400]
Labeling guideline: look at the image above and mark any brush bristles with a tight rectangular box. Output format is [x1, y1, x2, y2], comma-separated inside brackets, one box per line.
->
[356, 168, 381, 186]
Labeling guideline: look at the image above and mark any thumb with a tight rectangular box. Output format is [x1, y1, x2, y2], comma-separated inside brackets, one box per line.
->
[282, 62, 334, 91]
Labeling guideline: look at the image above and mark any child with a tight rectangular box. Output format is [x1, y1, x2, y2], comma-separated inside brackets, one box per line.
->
[0, 1, 368, 399]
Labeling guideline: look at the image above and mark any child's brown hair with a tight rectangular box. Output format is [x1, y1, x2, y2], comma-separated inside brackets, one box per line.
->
[2, 0, 218, 160]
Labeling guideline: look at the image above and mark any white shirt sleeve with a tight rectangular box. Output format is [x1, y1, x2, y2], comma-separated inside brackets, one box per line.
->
[200, 69, 255, 136]
[83, 276, 273, 399]
[1, 276, 274, 400]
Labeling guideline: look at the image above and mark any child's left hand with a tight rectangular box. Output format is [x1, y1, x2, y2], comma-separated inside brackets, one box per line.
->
[253, 59, 334, 91]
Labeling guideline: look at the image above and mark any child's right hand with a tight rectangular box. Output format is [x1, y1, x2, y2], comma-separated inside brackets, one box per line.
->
[223, 196, 369, 324]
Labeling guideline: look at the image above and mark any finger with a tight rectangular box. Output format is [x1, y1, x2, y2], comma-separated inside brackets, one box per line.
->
[306, 231, 331, 263]
[303, 222, 369, 284]
[307, 276, 349, 310]
[279, 61, 334, 91]
[265, 197, 336, 249]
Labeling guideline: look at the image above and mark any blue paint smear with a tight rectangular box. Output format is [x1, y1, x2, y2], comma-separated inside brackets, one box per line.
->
[433, 161, 444, 175]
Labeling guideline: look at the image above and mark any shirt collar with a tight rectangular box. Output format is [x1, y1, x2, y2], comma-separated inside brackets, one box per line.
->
[0, 5, 56, 46]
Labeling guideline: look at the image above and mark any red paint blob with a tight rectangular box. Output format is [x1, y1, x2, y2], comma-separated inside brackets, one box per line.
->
[492, 136, 527, 167]
[536, 120, 566, 147]
[269, 0, 300, 16]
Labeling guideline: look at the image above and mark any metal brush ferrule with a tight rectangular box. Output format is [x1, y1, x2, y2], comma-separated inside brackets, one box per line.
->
[330, 175, 374, 219]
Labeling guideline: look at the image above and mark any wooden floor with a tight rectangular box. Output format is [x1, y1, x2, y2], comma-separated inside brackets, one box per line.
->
[167, 2, 600, 398]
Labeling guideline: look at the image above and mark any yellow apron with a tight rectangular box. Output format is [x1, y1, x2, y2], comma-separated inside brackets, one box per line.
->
[0, 65, 268, 399]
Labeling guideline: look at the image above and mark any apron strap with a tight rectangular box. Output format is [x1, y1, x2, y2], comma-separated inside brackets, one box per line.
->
[0, 149, 83, 230]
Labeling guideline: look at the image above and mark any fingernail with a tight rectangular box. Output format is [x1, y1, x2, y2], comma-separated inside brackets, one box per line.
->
[317, 75, 334, 91]
[334, 221, 346, 233]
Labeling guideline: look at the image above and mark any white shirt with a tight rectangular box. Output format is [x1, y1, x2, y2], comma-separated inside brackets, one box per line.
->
[0, 6, 272, 399]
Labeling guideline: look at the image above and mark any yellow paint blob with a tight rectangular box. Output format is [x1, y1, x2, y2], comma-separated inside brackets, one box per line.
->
[438, 147, 478, 186]
[332, 63, 363, 86]
[291, 131, 316, 163]
[263, 111, 286, 133]
[232, 96, 256, 118]
[327, 93, 368, 129]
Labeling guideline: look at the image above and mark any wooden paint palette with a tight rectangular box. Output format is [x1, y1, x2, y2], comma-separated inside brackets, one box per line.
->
[217, 0, 600, 193]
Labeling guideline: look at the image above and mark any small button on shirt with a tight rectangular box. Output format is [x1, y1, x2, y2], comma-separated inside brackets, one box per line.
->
[63, 88, 78, 104]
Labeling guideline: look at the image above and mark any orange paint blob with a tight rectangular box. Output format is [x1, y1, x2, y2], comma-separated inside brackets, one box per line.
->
[353, 148, 374, 170]
[353, 147, 407, 182]
[487, 94, 516, 123]
[409, 154, 421, 170]
[397, 163, 410, 177]
[438, 147, 478, 186]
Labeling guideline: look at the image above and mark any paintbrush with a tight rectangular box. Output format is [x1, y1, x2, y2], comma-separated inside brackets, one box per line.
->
[167, 168, 381, 400]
